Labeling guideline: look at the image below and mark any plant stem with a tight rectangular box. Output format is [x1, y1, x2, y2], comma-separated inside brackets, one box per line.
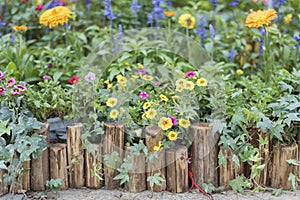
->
[186, 28, 191, 62]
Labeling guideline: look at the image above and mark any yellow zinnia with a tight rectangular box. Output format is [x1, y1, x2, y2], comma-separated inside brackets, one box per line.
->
[196, 78, 207, 86]
[245, 9, 277, 29]
[168, 131, 178, 141]
[13, 25, 28, 32]
[39, 6, 73, 28]
[179, 14, 196, 29]
[160, 94, 168, 102]
[145, 109, 157, 119]
[184, 81, 195, 90]
[153, 141, 162, 151]
[158, 117, 173, 130]
[106, 98, 118, 107]
[179, 119, 190, 128]
[143, 75, 153, 81]
[109, 109, 119, 119]
[236, 69, 244, 75]
[143, 102, 152, 109]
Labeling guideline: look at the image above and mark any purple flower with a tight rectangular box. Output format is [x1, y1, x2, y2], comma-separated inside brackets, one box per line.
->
[196, 15, 207, 44]
[45, 0, 63, 10]
[186, 71, 197, 78]
[147, 13, 154, 24]
[0, 71, 4, 78]
[11, 88, 21, 95]
[166, 0, 172, 7]
[0, 86, 6, 95]
[138, 69, 147, 74]
[130, 0, 141, 12]
[14, 85, 26, 91]
[229, 48, 238, 61]
[175, 106, 179, 110]
[104, 0, 116, 20]
[85, 72, 96, 82]
[20, 81, 27, 85]
[6, 78, 15, 87]
[154, 82, 161, 86]
[209, 24, 215, 41]
[139, 91, 149, 100]
[43, 75, 51, 80]
[229, 0, 239, 7]
[168, 116, 177, 126]
[47, 63, 53, 68]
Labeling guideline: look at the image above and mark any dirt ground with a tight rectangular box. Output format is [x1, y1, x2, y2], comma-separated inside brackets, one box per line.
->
[1, 188, 300, 200]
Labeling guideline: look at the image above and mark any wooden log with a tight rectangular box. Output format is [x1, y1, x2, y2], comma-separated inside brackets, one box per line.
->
[67, 124, 85, 188]
[245, 127, 271, 186]
[49, 143, 68, 190]
[145, 126, 166, 192]
[190, 122, 219, 186]
[219, 146, 244, 188]
[0, 170, 8, 196]
[31, 122, 50, 191]
[124, 148, 146, 193]
[103, 122, 124, 190]
[85, 144, 103, 188]
[166, 145, 188, 193]
[271, 143, 298, 190]
[298, 127, 300, 180]
[13, 160, 31, 193]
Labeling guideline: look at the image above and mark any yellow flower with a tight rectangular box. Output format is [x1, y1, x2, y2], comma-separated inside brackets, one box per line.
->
[39, 6, 73, 28]
[104, 80, 110, 84]
[13, 25, 28, 32]
[176, 85, 184, 92]
[236, 69, 244, 75]
[137, 63, 144, 68]
[145, 109, 157, 119]
[179, 13, 196, 29]
[131, 75, 139, 81]
[176, 78, 187, 87]
[179, 119, 190, 128]
[142, 113, 147, 120]
[118, 77, 127, 84]
[109, 109, 119, 119]
[284, 14, 292, 24]
[153, 141, 162, 151]
[106, 98, 118, 107]
[124, 62, 130, 66]
[196, 78, 207, 86]
[158, 117, 173, 130]
[168, 131, 178, 141]
[143, 75, 153, 81]
[245, 9, 277, 29]
[164, 11, 176, 17]
[160, 94, 168, 102]
[143, 102, 152, 109]
[120, 107, 125, 115]
[184, 81, 195, 90]
[107, 83, 113, 89]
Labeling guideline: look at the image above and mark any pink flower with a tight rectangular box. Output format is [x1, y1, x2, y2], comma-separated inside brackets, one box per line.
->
[6, 78, 16, 87]
[0, 71, 3, 78]
[11, 88, 21, 95]
[154, 82, 161, 86]
[43, 75, 51, 80]
[138, 69, 147, 74]
[15, 85, 26, 91]
[175, 106, 179, 110]
[35, 5, 43, 11]
[0, 86, 6, 95]
[139, 91, 149, 100]
[168, 116, 177, 126]
[185, 71, 196, 78]
[21, 81, 27, 85]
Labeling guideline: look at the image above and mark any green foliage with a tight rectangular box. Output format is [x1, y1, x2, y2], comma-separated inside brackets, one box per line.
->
[229, 175, 252, 195]
[46, 179, 63, 194]
[146, 173, 165, 191]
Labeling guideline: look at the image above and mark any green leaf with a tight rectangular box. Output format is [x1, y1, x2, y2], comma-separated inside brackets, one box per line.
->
[6, 62, 17, 74]
[229, 175, 252, 195]
[285, 113, 300, 127]
[286, 159, 300, 166]
[287, 102, 300, 111]
[53, 72, 63, 82]
[0, 160, 7, 170]
[272, 188, 283, 196]
[232, 154, 240, 168]
[218, 151, 226, 166]
[288, 173, 297, 191]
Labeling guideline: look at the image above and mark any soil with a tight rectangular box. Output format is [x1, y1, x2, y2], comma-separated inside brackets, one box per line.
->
[1, 189, 300, 200]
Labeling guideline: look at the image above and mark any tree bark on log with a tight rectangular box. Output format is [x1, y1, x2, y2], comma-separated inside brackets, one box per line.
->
[67, 124, 85, 188]
[85, 144, 103, 189]
[145, 126, 166, 192]
[103, 122, 124, 190]
[124, 148, 146, 193]
[166, 145, 188, 193]
[219, 146, 244, 188]
[0, 170, 8, 196]
[271, 143, 298, 190]
[31, 122, 50, 191]
[190, 122, 219, 186]
[49, 143, 68, 190]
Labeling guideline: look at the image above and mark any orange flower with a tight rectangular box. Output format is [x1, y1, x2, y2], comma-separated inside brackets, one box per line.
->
[13, 25, 28, 32]
[164, 11, 176, 17]
[245, 9, 277, 29]
[39, 6, 73, 28]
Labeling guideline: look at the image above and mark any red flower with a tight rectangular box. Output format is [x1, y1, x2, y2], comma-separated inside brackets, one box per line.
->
[35, 5, 43, 11]
[68, 76, 79, 85]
